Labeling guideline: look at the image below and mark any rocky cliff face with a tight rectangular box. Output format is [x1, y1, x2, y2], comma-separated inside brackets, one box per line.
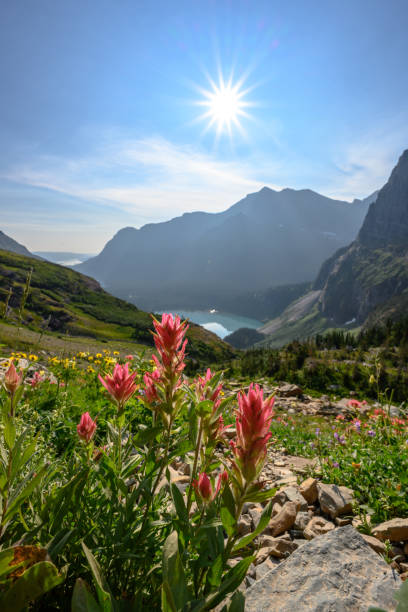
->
[358, 149, 408, 247]
[315, 150, 408, 325]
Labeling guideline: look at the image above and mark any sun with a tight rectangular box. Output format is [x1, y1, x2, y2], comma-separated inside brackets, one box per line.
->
[207, 83, 242, 127]
[197, 74, 251, 137]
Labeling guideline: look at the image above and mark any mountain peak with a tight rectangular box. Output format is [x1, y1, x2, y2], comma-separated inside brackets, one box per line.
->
[358, 149, 408, 247]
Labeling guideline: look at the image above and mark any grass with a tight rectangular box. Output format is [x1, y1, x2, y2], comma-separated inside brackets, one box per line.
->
[0, 249, 236, 368]
[0, 321, 150, 358]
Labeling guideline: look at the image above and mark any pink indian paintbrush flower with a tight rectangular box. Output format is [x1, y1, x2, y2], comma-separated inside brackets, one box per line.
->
[193, 471, 227, 502]
[194, 368, 231, 443]
[151, 313, 188, 376]
[3, 362, 23, 395]
[143, 369, 161, 403]
[30, 371, 44, 388]
[98, 362, 137, 409]
[231, 384, 275, 483]
[77, 412, 97, 443]
[195, 368, 222, 408]
[347, 399, 367, 410]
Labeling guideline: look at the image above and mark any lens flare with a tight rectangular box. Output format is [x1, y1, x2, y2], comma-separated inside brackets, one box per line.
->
[196, 73, 252, 138]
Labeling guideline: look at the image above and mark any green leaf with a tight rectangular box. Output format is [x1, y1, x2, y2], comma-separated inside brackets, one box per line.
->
[13, 385, 24, 406]
[3, 417, 15, 450]
[0, 548, 16, 580]
[233, 501, 273, 551]
[47, 528, 74, 561]
[395, 578, 408, 612]
[171, 483, 188, 524]
[227, 590, 245, 612]
[192, 557, 254, 611]
[200, 518, 223, 529]
[220, 506, 236, 538]
[222, 483, 236, 517]
[10, 435, 36, 481]
[188, 407, 198, 446]
[41, 468, 88, 530]
[242, 486, 277, 504]
[161, 580, 177, 612]
[81, 543, 114, 611]
[162, 531, 190, 611]
[132, 426, 162, 448]
[206, 554, 223, 589]
[72, 578, 103, 612]
[196, 401, 214, 418]
[4, 465, 48, 524]
[0, 561, 65, 611]
[1, 398, 11, 420]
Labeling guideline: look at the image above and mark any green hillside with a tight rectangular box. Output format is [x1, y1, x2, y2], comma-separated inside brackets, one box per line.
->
[0, 249, 235, 364]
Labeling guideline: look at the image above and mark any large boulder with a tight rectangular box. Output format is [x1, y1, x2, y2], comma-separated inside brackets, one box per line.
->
[244, 525, 401, 612]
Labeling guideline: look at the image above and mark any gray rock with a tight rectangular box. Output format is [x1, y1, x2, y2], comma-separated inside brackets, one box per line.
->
[256, 535, 298, 559]
[249, 507, 263, 529]
[273, 486, 308, 511]
[372, 517, 408, 542]
[317, 483, 354, 518]
[304, 516, 335, 540]
[237, 515, 252, 536]
[244, 525, 401, 612]
[294, 511, 310, 532]
[276, 383, 303, 397]
[255, 558, 279, 580]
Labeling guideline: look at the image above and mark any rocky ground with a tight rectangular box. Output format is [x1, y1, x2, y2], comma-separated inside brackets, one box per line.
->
[170, 453, 408, 610]
[224, 379, 403, 418]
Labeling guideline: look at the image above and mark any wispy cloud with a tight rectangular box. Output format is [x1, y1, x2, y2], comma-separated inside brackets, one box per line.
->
[323, 118, 408, 200]
[3, 137, 282, 224]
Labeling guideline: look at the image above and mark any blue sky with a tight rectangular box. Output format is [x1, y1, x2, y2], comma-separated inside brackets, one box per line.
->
[1, 0, 408, 252]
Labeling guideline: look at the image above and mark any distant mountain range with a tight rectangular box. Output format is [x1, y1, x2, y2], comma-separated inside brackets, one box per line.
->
[0, 231, 41, 260]
[241, 149, 408, 348]
[75, 188, 377, 312]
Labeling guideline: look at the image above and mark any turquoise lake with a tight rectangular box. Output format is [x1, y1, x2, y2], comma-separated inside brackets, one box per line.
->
[159, 310, 262, 339]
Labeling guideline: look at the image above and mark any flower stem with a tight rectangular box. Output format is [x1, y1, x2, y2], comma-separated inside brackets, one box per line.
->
[186, 418, 203, 515]
[0, 446, 13, 542]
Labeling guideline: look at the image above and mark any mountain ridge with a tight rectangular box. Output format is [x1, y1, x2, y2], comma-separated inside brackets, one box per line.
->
[0, 230, 41, 260]
[76, 186, 374, 312]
